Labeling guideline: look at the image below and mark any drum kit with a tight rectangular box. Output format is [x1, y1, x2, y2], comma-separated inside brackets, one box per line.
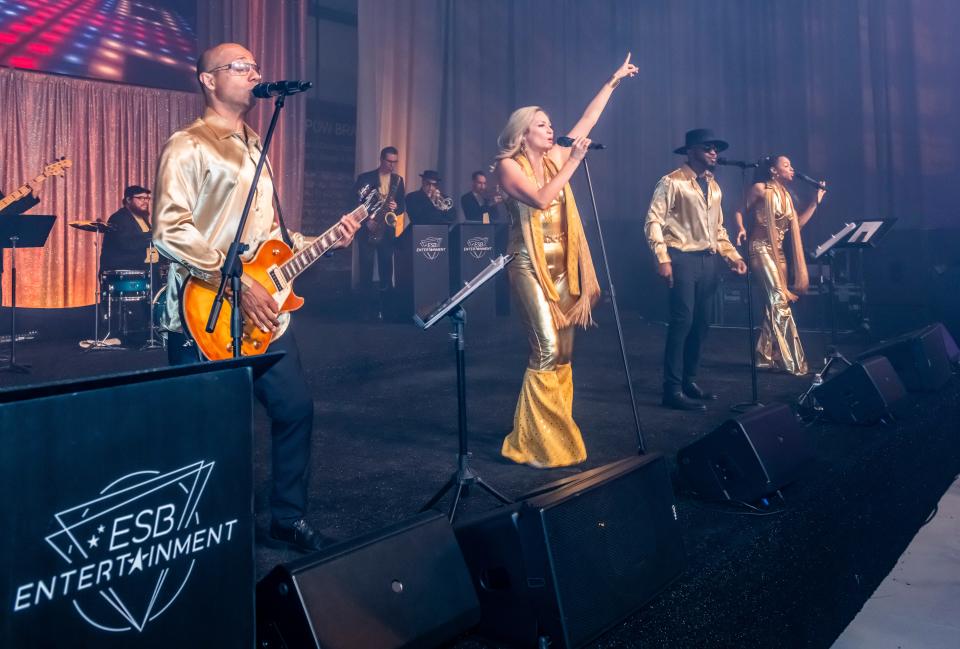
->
[70, 220, 166, 350]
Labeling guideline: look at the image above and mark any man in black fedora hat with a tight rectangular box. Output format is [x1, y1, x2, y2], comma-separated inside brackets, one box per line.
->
[644, 129, 747, 410]
[406, 169, 457, 226]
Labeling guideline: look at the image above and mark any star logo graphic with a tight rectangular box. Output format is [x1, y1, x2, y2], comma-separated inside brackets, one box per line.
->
[87, 535, 99, 549]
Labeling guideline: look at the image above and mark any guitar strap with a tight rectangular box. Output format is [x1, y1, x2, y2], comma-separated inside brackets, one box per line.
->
[264, 157, 294, 248]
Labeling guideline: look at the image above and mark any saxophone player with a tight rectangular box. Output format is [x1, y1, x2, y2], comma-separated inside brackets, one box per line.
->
[353, 146, 406, 320]
[406, 169, 457, 226]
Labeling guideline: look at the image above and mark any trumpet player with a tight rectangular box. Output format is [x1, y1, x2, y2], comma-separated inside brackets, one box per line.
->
[406, 169, 457, 226]
[353, 146, 406, 320]
[461, 170, 502, 223]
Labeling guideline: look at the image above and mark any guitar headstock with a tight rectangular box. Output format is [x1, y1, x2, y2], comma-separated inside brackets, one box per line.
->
[356, 183, 384, 221]
[43, 157, 72, 178]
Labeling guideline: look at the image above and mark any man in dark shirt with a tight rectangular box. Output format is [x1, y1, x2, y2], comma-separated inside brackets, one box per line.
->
[406, 170, 456, 226]
[460, 170, 502, 223]
[101, 185, 155, 271]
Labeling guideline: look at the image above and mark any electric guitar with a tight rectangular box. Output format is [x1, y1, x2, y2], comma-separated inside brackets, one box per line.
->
[181, 187, 381, 360]
[0, 157, 72, 213]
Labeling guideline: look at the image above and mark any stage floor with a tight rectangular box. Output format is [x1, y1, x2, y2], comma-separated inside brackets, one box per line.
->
[2, 305, 957, 648]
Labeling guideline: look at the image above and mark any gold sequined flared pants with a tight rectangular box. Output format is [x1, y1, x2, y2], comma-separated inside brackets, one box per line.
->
[501, 250, 587, 468]
[749, 240, 808, 375]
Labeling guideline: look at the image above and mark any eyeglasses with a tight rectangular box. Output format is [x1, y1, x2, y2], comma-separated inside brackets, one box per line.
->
[697, 144, 720, 153]
[205, 60, 261, 76]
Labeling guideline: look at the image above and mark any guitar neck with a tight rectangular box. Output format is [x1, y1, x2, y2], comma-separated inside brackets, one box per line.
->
[277, 204, 368, 283]
[0, 175, 43, 212]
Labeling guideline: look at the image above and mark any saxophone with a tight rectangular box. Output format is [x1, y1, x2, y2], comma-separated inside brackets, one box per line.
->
[368, 174, 399, 244]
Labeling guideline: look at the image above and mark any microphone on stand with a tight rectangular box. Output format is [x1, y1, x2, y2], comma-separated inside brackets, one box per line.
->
[555, 135, 606, 150]
[252, 80, 313, 98]
[717, 157, 759, 169]
[795, 171, 828, 192]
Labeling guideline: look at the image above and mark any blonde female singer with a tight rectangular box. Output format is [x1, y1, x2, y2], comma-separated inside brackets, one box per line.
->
[495, 54, 638, 468]
[736, 155, 826, 375]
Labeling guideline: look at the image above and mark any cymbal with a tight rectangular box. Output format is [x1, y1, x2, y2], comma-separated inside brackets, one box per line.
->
[70, 220, 114, 233]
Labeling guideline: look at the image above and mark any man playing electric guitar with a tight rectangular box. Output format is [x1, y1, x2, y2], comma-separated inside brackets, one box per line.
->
[152, 42, 360, 553]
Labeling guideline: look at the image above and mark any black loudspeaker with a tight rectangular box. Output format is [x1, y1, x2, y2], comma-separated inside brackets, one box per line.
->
[813, 355, 907, 424]
[454, 454, 684, 649]
[256, 512, 480, 649]
[858, 323, 957, 391]
[677, 402, 814, 502]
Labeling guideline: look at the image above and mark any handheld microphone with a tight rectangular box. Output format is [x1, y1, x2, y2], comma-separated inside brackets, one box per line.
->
[795, 171, 828, 191]
[555, 136, 606, 150]
[252, 80, 313, 98]
[716, 157, 759, 169]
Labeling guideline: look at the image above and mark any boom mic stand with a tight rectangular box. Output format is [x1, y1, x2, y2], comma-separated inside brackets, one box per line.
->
[579, 155, 647, 453]
[206, 90, 298, 357]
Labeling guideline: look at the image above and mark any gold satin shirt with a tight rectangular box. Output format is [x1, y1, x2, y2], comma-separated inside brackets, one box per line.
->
[152, 113, 310, 336]
[644, 164, 741, 264]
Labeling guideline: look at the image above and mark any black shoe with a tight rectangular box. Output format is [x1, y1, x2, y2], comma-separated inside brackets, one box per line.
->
[682, 382, 718, 400]
[266, 519, 335, 553]
[662, 391, 707, 411]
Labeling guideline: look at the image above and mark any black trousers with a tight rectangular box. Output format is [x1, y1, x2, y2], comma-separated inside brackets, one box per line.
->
[663, 249, 720, 393]
[356, 231, 394, 307]
[167, 328, 314, 526]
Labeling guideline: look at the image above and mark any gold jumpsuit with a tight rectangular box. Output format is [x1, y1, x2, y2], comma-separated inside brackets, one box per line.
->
[748, 185, 808, 375]
[500, 164, 587, 468]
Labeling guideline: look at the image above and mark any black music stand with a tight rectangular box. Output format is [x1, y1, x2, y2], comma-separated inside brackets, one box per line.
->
[417, 254, 515, 522]
[0, 214, 55, 373]
[799, 219, 896, 409]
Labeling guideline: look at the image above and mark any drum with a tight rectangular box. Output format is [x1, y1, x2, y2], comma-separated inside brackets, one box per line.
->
[101, 269, 148, 302]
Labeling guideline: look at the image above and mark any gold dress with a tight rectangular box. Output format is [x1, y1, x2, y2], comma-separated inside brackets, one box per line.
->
[500, 154, 600, 468]
[747, 184, 808, 375]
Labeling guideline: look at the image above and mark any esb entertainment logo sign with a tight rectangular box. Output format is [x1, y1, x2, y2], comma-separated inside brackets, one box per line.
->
[10, 461, 238, 634]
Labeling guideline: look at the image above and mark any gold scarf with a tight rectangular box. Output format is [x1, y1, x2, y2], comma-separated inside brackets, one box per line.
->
[762, 183, 809, 293]
[514, 154, 601, 328]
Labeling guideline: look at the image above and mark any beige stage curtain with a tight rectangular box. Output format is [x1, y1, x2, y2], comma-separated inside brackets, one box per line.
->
[0, 67, 201, 308]
[198, 0, 308, 233]
[357, 0, 960, 236]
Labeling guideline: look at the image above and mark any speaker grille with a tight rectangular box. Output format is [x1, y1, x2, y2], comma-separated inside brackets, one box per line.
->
[531, 457, 682, 646]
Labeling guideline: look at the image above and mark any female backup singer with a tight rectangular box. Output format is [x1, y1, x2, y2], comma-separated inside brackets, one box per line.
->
[494, 53, 638, 468]
[737, 155, 826, 375]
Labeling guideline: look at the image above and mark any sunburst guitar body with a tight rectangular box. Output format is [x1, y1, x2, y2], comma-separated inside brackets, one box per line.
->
[181, 188, 380, 360]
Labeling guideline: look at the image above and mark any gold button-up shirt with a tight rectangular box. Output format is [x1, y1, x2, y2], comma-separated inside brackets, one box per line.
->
[152, 112, 310, 336]
[644, 164, 741, 264]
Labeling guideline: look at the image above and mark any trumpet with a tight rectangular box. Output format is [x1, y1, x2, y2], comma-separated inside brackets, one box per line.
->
[428, 186, 454, 211]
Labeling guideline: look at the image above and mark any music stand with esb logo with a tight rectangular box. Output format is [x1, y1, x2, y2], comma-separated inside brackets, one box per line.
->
[0, 214, 56, 373]
[800, 219, 896, 411]
[415, 254, 515, 522]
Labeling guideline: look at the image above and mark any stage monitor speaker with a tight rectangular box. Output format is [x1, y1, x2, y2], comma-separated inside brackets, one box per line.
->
[858, 322, 957, 391]
[454, 454, 684, 649]
[256, 512, 480, 649]
[813, 355, 907, 425]
[676, 402, 813, 502]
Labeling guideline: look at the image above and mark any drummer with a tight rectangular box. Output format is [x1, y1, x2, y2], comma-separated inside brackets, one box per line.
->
[100, 185, 159, 272]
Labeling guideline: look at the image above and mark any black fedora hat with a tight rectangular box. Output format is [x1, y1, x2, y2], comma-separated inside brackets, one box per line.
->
[673, 128, 729, 155]
[420, 169, 442, 182]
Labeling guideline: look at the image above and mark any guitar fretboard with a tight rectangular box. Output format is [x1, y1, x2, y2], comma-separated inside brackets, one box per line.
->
[277, 204, 368, 283]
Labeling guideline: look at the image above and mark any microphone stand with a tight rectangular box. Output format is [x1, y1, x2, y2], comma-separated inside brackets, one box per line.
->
[727, 162, 763, 413]
[580, 155, 646, 454]
[205, 93, 288, 358]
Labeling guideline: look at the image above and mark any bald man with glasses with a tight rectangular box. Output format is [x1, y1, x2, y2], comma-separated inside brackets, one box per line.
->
[152, 43, 360, 553]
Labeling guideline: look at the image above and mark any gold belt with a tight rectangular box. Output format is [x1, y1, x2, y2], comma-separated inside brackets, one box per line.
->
[543, 232, 566, 244]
